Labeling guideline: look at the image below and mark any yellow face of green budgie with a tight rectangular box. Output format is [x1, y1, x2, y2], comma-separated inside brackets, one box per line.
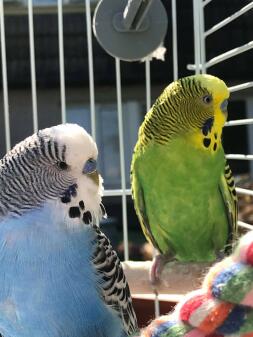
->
[185, 74, 229, 154]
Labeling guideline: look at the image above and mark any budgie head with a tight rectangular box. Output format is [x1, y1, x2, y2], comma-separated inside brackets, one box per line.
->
[0, 124, 105, 224]
[141, 74, 229, 153]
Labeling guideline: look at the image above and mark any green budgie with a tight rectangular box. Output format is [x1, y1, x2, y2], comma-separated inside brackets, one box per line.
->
[131, 74, 238, 283]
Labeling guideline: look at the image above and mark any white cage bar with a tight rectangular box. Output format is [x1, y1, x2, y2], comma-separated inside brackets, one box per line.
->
[115, 57, 129, 261]
[58, 0, 67, 124]
[0, 0, 11, 152]
[205, 40, 253, 69]
[196, 0, 253, 232]
[28, 0, 38, 132]
[204, 3, 253, 37]
[226, 119, 253, 126]
[85, 0, 96, 140]
[171, 0, 178, 81]
[229, 82, 253, 93]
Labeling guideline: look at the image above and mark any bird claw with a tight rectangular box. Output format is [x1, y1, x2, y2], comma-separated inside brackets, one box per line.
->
[150, 253, 175, 285]
[149, 254, 166, 285]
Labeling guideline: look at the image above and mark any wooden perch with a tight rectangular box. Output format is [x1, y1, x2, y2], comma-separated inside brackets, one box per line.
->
[122, 260, 212, 296]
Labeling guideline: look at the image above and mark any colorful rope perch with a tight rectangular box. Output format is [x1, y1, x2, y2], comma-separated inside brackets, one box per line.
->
[140, 231, 253, 337]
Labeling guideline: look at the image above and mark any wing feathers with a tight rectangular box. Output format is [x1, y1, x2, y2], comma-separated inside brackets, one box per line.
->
[92, 226, 138, 336]
[219, 161, 238, 246]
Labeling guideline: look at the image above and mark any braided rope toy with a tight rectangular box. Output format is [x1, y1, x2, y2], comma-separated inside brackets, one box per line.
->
[140, 231, 253, 337]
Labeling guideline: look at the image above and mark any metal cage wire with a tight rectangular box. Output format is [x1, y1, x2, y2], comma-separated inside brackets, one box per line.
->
[193, 0, 253, 232]
[0, 0, 253, 318]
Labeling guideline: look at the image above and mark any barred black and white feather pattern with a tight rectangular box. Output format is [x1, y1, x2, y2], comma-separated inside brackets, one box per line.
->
[92, 226, 138, 336]
[0, 131, 74, 217]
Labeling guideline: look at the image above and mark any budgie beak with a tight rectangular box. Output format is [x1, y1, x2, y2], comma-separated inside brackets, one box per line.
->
[87, 170, 100, 186]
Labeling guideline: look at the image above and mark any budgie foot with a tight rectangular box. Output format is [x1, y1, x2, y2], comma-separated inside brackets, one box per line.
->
[150, 254, 171, 285]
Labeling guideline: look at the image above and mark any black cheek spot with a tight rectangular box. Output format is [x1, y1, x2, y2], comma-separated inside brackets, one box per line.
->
[83, 211, 92, 224]
[202, 126, 209, 136]
[69, 207, 81, 218]
[69, 184, 78, 197]
[213, 143, 217, 151]
[214, 133, 218, 140]
[61, 196, 71, 204]
[202, 117, 214, 136]
[203, 138, 211, 148]
[79, 201, 85, 210]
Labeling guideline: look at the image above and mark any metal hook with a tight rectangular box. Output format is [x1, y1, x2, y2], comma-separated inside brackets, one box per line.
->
[123, 0, 153, 31]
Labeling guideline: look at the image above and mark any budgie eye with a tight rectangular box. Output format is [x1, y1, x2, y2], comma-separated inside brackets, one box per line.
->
[57, 161, 68, 170]
[202, 95, 212, 104]
[83, 158, 97, 174]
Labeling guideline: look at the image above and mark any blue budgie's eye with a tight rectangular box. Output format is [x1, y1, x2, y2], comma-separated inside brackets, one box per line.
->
[83, 158, 97, 174]
[57, 161, 68, 170]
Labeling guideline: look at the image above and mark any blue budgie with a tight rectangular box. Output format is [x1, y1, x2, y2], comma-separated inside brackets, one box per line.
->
[0, 124, 138, 337]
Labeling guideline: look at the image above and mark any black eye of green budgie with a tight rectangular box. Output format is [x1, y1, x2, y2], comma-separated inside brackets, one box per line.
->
[202, 94, 212, 104]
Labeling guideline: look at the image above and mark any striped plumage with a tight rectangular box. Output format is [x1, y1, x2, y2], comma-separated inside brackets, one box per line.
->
[131, 74, 238, 282]
[139, 76, 218, 146]
[0, 124, 137, 337]
[92, 226, 137, 334]
[0, 131, 72, 217]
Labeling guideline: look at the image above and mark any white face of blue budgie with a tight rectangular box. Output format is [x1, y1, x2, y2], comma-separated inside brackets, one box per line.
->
[0, 123, 106, 225]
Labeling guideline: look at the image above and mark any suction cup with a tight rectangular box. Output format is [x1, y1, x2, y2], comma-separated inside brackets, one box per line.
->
[93, 0, 168, 62]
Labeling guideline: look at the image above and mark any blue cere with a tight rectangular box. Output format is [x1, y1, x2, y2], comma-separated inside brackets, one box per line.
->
[83, 158, 97, 174]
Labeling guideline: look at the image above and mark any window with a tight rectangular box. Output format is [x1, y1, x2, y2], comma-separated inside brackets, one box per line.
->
[66, 101, 143, 189]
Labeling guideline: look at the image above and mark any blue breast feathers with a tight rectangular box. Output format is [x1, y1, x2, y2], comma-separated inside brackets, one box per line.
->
[0, 205, 124, 337]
